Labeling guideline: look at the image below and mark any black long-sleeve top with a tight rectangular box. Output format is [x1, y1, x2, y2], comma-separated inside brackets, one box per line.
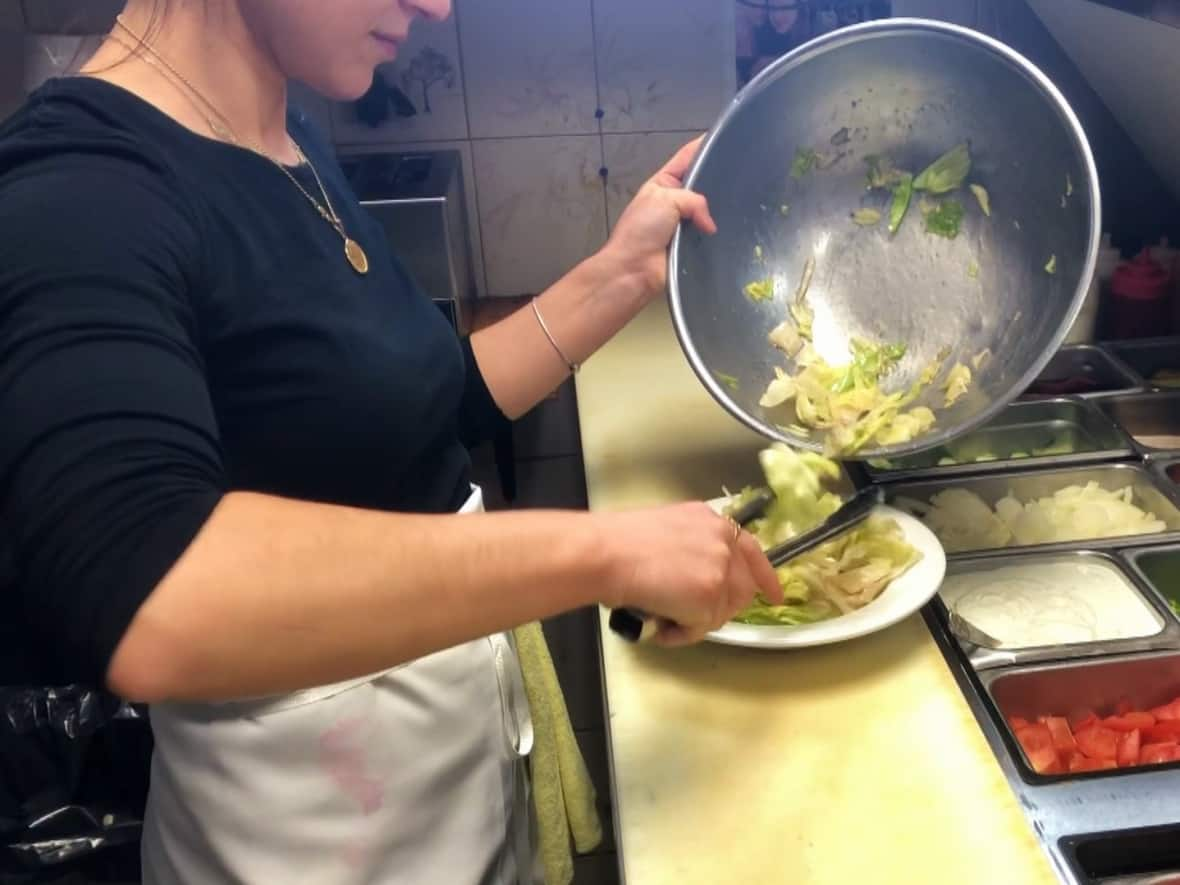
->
[0, 78, 504, 686]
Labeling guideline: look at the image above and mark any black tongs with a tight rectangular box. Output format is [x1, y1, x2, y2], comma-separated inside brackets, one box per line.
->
[608, 486, 885, 643]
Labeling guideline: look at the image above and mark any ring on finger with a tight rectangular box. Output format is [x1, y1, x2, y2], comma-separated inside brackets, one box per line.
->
[725, 515, 741, 544]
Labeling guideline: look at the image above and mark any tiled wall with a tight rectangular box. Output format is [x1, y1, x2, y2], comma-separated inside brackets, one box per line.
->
[3, 1, 736, 300]
[8, 0, 1180, 270]
[321, 0, 738, 298]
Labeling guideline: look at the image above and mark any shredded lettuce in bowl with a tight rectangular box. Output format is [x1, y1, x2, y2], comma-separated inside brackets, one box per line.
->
[760, 330, 942, 457]
[747, 141, 1002, 456]
[757, 249, 971, 457]
[723, 444, 922, 626]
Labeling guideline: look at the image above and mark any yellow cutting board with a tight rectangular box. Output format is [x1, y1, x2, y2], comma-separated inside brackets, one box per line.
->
[577, 303, 1058, 885]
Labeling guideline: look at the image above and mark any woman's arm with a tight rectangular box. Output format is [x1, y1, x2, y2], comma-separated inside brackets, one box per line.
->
[471, 138, 715, 418]
[2, 151, 778, 705]
[108, 493, 779, 702]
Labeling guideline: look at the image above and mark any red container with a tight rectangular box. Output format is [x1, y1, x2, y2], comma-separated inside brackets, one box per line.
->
[1110, 249, 1171, 339]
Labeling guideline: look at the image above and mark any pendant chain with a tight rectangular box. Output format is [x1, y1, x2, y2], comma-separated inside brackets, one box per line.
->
[110, 18, 370, 274]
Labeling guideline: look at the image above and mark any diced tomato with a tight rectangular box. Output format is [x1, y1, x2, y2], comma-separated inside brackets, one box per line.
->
[1075, 725, 1121, 761]
[1068, 708, 1099, 731]
[1117, 729, 1141, 768]
[1139, 742, 1180, 765]
[1102, 712, 1156, 732]
[1016, 724, 1062, 774]
[1150, 698, 1180, 721]
[1023, 695, 1180, 772]
[1143, 721, 1180, 743]
[1015, 723, 1052, 750]
[1069, 755, 1118, 772]
[1026, 745, 1062, 774]
[1130, 711, 1158, 728]
[1044, 716, 1077, 754]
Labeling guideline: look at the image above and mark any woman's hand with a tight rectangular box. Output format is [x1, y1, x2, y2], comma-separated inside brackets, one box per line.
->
[596, 502, 783, 646]
[469, 138, 716, 420]
[602, 137, 718, 304]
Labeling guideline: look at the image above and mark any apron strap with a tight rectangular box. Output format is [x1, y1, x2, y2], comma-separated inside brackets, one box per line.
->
[489, 632, 534, 759]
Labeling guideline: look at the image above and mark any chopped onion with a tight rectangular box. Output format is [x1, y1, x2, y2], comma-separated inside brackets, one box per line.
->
[902, 483, 1167, 552]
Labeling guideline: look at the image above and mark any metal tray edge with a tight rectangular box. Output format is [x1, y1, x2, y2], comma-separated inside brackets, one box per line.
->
[933, 548, 1180, 672]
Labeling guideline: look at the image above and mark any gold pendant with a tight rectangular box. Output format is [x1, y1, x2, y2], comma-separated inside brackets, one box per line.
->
[345, 238, 370, 274]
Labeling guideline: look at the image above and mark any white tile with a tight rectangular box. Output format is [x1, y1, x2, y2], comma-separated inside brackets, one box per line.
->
[458, 0, 598, 138]
[473, 135, 607, 296]
[602, 131, 699, 232]
[594, 0, 736, 134]
[332, 14, 467, 145]
[339, 140, 487, 297]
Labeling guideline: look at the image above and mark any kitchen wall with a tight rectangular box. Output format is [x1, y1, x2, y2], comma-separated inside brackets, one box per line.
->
[1, 0, 736, 300]
[9, 0, 1178, 281]
[321, 0, 983, 299]
[319, 0, 738, 298]
[1026, 1, 1180, 203]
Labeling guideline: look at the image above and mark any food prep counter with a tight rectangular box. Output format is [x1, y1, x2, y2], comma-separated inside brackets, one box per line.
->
[576, 303, 1058, 885]
[865, 338, 1180, 883]
[577, 307, 1180, 884]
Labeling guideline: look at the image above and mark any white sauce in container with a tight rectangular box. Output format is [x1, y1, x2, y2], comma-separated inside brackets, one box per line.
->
[940, 558, 1163, 649]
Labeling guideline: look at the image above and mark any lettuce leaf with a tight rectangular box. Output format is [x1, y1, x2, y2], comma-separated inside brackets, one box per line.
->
[729, 452, 923, 627]
[914, 143, 971, 194]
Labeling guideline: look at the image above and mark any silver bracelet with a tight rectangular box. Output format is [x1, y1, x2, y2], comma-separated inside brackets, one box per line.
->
[530, 298, 580, 375]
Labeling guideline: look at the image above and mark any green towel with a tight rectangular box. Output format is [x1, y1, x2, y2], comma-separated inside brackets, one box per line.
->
[512, 621, 603, 885]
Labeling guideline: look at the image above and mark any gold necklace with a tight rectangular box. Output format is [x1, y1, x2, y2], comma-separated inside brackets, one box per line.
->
[111, 18, 370, 274]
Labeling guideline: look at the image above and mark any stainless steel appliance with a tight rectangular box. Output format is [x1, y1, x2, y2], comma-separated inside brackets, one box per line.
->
[341, 149, 477, 334]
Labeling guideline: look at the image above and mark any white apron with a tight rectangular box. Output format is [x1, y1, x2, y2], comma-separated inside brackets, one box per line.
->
[140, 486, 537, 885]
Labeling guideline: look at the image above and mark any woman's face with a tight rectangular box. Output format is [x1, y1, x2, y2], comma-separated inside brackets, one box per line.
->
[242, 0, 452, 100]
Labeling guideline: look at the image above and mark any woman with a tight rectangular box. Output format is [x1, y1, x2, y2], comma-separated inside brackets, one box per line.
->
[0, 0, 782, 881]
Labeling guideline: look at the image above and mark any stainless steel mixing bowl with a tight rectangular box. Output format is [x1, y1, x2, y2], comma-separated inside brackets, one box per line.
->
[668, 18, 1101, 460]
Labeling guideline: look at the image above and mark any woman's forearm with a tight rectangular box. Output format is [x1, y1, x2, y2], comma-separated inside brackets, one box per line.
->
[470, 252, 647, 418]
[107, 491, 610, 703]
[470, 135, 713, 418]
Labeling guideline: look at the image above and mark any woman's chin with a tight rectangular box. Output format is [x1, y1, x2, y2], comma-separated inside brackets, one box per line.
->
[291, 69, 380, 104]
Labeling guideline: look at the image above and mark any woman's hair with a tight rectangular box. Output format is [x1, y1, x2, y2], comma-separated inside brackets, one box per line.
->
[134, 0, 172, 45]
[71, 0, 171, 74]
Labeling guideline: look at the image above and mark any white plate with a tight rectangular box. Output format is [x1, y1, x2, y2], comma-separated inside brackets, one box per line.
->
[704, 498, 947, 649]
